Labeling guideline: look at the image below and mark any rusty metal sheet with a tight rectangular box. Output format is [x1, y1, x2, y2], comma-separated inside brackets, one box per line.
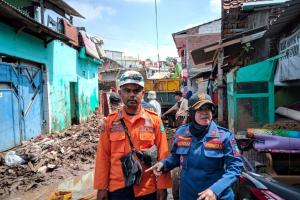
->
[62, 19, 79, 47]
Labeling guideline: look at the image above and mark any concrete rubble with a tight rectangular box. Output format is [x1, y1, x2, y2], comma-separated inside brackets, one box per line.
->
[0, 113, 102, 198]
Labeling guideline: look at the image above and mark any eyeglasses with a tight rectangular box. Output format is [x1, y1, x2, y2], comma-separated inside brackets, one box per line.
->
[122, 87, 143, 94]
[120, 74, 143, 81]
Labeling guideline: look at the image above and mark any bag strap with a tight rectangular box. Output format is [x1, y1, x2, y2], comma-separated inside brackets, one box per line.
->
[120, 118, 136, 152]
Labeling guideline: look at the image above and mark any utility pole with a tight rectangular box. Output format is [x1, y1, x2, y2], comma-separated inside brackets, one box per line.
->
[154, 0, 160, 71]
[217, 48, 224, 124]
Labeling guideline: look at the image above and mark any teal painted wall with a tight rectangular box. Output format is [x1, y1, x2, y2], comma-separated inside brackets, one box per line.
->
[0, 22, 48, 64]
[77, 57, 99, 122]
[49, 41, 99, 131]
[48, 41, 77, 131]
[0, 22, 100, 132]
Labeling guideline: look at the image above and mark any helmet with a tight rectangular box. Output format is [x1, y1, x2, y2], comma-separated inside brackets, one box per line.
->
[147, 91, 156, 100]
[188, 92, 215, 110]
[119, 71, 144, 88]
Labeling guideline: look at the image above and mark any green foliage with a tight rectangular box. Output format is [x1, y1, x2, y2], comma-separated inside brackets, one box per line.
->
[166, 56, 176, 63]
[242, 42, 254, 53]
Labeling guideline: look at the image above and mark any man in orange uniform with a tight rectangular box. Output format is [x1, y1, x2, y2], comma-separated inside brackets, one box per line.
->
[94, 70, 172, 200]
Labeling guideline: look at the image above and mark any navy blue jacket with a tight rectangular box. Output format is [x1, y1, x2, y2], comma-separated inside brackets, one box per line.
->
[161, 121, 243, 200]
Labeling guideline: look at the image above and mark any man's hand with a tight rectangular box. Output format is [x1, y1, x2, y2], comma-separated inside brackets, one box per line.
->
[157, 189, 168, 200]
[145, 162, 164, 176]
[197, 189, 217, 200]
[97, 189, 108, 200]
[175, 112, 179, 120]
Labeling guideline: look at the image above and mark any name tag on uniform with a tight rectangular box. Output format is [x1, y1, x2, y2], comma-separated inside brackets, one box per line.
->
[139, 132, 155, 141]
[140, 126, 154, 133]
[177, 136, 192, 147]
[204, 141, 224, 150]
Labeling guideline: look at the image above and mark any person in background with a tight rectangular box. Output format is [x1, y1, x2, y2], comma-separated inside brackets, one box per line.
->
[147, 91, 161, 117]
[142, 99, 157, 113]
[185, 90, 193, 100]
[109, 92, 122, 112]
[162, 91, 188, 126]
[146, 92, 243, 200]
[171, 59, 182, 79]
[94, 70, 172, 200]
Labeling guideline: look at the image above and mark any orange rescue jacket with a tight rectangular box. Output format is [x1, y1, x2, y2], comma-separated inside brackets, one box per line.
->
[94, 107, 172, 197]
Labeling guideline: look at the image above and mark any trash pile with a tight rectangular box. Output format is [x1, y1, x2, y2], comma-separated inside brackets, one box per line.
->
[166, 127, 176, 149]
[0, 113, 102, 197]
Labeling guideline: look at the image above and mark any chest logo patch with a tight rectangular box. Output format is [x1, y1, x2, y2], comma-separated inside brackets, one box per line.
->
[204, 141, 224, 150]
[110, 121, 124, 132]
[177, 136, 192, 147]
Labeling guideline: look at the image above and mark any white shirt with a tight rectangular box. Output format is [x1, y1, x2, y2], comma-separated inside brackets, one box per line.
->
[149, 99, 162, 117]
[171, 97, 188, 117]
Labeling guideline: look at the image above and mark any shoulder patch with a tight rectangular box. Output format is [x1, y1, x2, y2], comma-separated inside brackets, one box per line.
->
[230, 139, 241, 157]
[160, 123, 165, 133]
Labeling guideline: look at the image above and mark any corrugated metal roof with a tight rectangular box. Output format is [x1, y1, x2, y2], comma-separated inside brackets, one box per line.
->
[46, 0, 84, 18]
[223, 0, 247, 10]
[265, 0, 300, 37]
[223, 0, 267, 10]
[242, 0, 289, 11]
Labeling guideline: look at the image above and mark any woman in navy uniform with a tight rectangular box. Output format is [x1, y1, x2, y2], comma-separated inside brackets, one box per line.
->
[146, 92, 243, 200]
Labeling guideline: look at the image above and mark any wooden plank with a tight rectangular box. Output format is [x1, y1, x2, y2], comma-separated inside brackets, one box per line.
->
[204, 38, 241, 53]
[78, 191, 97, 200]
[241, 31, 266, 44]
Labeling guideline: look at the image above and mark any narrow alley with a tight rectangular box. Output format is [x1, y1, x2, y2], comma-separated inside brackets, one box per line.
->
[1, 0, 300, 200]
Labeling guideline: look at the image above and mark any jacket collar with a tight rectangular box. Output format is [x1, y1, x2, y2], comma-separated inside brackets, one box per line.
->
[206, 121, 220, 138]
[115, 106, 150, 124]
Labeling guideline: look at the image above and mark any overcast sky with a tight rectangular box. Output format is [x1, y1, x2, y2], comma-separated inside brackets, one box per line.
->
[66, 0, 221, 61]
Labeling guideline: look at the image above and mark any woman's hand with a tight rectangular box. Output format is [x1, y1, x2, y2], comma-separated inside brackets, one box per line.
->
[145, 162, 164, 176]
[197, 189, 216, 200]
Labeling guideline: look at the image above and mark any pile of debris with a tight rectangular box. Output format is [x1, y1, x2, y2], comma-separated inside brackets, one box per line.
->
[0, 113, 102, 197]
[166, 128, 176, 149]
[263, 120, 300, 130]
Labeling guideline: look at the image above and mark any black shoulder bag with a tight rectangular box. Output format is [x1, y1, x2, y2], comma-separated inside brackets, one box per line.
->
[119, 119, 142, 187]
